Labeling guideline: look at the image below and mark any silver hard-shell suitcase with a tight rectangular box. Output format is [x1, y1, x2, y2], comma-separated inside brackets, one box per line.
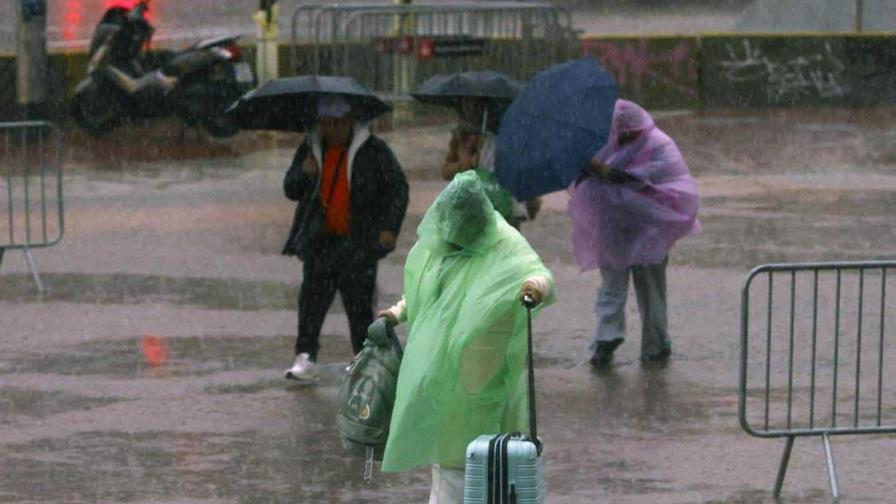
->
[463, 295, 545, 504]
[464, 433, 545, 503]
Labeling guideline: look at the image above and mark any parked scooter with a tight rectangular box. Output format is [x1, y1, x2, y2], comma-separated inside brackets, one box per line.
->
[71, 1, 254, 138]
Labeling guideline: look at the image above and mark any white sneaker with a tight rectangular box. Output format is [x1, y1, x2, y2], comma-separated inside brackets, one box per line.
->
[285, 353, 318, 382]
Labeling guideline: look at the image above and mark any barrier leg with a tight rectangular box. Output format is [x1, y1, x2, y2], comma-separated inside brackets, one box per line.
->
[822, 434, 839, 499]
[23, 247, 44, 293]
[0, 248, 4, 271]
[773, 435, 795, 498]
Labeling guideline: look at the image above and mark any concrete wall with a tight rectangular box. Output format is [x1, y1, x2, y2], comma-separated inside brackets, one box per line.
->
[700, 35, 896, 108]
[581, 36, 699, 109]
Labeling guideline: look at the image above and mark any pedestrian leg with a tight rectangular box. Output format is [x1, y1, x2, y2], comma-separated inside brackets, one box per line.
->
[338, 257, 377, 355]
[429, 464, 465, 503]
[295, 254, 339, 361]
[591, 266, 630, 351]
[632, 257, 670, 360]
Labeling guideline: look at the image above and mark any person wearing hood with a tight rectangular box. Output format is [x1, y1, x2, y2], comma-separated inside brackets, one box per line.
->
[568, 99, 700, 368]
[377, 172, 554, 503]
[283, 95, 409, 382]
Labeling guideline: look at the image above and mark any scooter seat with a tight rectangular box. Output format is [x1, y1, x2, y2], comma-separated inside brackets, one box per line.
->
[194, 34, 240, 50]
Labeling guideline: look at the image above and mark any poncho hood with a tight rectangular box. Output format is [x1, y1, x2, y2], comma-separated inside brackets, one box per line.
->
[417, 171, 500, 255]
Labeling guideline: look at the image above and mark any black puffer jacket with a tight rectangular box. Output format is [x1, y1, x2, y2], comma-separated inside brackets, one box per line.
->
[282, 128, 409, 260]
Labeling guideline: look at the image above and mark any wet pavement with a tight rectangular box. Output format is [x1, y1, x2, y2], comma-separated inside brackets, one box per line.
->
[2, 108, 896, 502]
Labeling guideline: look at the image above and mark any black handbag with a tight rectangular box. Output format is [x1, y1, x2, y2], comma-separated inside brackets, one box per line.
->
[286, 148, 347, 260]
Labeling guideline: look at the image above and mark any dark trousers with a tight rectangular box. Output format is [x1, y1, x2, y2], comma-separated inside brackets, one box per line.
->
[295, 240, 378, 361]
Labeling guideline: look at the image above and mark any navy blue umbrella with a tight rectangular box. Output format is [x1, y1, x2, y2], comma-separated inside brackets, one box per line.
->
[226, 75, 392, 132]
[495, 58, 619, 200]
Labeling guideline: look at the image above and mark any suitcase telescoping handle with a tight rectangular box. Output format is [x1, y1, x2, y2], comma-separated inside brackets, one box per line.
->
[522, 293, 542, 455]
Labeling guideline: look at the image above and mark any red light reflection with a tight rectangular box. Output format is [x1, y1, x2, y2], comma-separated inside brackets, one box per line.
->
[61, 0, 83, 42]
[141, 334, 169, 367]
[105, 0, 136, 8]
[105, 0, 155, 23]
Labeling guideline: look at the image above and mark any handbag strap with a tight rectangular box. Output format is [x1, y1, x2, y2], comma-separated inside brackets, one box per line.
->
[288, 146, 347, 253]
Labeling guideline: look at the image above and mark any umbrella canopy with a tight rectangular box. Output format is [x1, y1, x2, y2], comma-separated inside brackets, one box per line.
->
[226, 75, 392, 132]
[495, 58, 619, 201]
[411, 71, 523, 105]
[411, 71, 524, 133]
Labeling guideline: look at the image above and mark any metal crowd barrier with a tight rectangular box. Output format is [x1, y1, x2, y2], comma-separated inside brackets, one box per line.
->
[740, 261, 896, 499]
[0, 121, 64, 293]
[290, 2, 576, 96]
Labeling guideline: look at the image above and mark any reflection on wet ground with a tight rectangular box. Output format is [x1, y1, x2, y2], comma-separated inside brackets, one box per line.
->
[0, 387, 123, 418]
[0, 359, 734, 502]
[525, 190, 896, 269]
[0, 273, 296, 311]
[2, 335, 298, 378]
[0, 429, 429, 503]
[1, 334, 578, 380]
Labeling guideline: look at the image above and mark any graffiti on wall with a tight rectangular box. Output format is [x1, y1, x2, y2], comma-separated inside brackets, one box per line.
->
[718, 39, 848, 103]
[581, 38, 698, 104]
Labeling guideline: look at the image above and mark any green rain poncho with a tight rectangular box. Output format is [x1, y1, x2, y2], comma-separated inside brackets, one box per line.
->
[381, 171, 555, 472]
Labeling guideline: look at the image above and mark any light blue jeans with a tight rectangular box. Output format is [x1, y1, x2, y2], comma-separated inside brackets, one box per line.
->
[591, 257, 670, 358]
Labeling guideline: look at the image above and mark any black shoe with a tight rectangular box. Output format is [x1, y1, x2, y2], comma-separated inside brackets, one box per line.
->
[590, 338, 624, 368]
[640, 347, 671, 364]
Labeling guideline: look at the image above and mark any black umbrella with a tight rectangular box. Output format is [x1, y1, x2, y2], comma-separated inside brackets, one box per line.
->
[226, 75, 392, 132]
[411, 71, 524, 133]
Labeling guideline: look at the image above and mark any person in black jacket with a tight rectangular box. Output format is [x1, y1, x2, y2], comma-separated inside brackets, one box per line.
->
[283, 95, 409, 382]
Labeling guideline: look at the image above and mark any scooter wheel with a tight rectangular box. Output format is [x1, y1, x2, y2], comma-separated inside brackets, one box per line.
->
[71, 88, 120, 137]
[203, 114, 240, 138]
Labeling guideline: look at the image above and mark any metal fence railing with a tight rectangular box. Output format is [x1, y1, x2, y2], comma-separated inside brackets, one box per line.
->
[740, 261, 896, 499]
[0, 121, 64, 293]
[290, 2, 578, 97]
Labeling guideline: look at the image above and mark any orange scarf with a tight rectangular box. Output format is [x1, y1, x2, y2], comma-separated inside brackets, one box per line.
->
[320, 146, 350, 236]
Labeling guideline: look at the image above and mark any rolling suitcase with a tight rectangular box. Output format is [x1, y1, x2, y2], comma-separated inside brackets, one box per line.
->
[463, 295, 545, 503]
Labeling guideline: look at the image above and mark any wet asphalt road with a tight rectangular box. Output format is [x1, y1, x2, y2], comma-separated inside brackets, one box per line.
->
[1, 108, 896, 502]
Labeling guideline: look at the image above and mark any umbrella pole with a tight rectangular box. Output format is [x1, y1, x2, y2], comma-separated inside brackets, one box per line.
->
[481, 109, 488, 136]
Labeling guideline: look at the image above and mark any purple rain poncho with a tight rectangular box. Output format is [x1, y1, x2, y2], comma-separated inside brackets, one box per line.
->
[568, 100, 700, 271]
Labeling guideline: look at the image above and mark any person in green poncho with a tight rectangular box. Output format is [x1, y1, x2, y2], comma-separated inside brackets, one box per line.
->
[378, 171, 555, 503]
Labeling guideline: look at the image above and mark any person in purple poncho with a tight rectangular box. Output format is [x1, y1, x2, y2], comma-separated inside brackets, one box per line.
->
[567, 99, 700, 368]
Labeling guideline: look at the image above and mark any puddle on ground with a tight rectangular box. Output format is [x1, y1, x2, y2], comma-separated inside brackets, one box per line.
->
[205, 363, 350, 393]
[2, 335, 315, 379]
[0, 429, 429, 503]
[0, 273, 296, 311]
[0, 387, 124, 418]
[544, 366, 724, 437]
